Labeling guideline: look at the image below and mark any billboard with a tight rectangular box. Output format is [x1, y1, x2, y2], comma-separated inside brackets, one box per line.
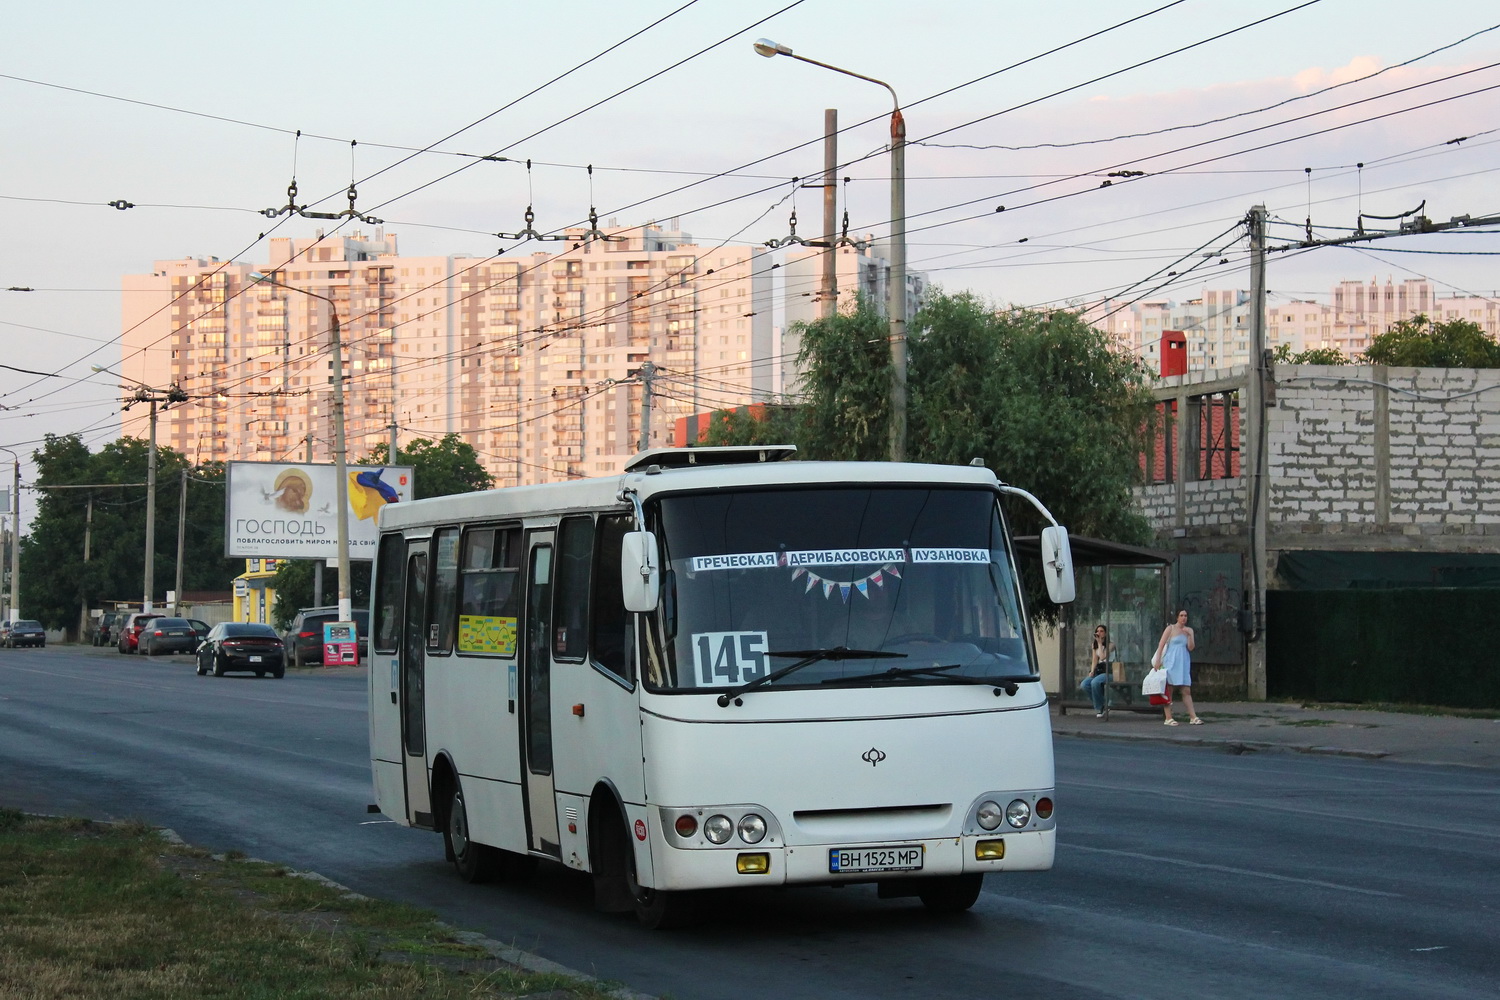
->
[226, 461, 414, 560]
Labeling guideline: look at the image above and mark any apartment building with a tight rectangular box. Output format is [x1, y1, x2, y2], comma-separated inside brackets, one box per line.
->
[1087, 277, 1500, 370]
[119, 225, 773, 488]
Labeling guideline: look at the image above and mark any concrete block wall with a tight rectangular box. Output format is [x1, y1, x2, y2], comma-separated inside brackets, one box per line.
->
[1271, 365, 1500, 537]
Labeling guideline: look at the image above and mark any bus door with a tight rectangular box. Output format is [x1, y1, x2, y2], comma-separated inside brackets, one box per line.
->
[401, 541, 433, 827]
[521, 530, 560, 856]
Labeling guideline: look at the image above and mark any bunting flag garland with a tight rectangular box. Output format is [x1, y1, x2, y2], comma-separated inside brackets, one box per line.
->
[794, 563, 903, 602]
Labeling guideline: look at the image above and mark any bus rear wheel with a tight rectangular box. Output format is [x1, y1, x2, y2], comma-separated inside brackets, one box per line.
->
[918, 873, 984, 914]
[444, 785, 497, 883]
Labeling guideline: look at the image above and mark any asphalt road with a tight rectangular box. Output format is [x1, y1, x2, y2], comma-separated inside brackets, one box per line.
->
[2, 645, 1496, 999]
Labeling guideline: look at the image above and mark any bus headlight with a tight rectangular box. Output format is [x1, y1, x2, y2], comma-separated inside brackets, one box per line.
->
[976, 800, 1004, 831]
[1005, 799, 1032, 829]
[704, 815, 733, 844]
[738, 813, 767, 844]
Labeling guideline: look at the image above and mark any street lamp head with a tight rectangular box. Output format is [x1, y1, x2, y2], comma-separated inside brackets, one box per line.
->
[753, 38, 791, 58]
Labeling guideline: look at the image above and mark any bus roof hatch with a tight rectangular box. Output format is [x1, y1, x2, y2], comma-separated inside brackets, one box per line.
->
[623, 445, 798, 471]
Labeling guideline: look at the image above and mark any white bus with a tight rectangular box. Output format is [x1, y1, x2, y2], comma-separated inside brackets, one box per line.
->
[367, 446, 1075, 928]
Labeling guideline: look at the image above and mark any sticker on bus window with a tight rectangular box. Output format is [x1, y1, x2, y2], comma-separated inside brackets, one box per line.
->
[908, 548, 990, 564]
[689, 631, 769, 687]
[458, 615, 517, 656]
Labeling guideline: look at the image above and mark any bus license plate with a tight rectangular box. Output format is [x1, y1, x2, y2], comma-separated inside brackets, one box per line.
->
[829, 845, 924, 874]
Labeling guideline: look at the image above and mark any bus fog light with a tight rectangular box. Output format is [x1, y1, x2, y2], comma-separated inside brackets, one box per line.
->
[704, 815, 733, 844]
[738, 814, 767, 844]
[1005, 799, 1031, 829]
[674, 814, 698, 838]
[1035, 797, 1053, 820]
[736, 853, 770, 874]
[975, 839, 1006, 860]
[976, 800, 1003, 831]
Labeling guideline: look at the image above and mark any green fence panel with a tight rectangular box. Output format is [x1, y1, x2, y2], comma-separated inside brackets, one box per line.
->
[1268, 589, 1500, 709]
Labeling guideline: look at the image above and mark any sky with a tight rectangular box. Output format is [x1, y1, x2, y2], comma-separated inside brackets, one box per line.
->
[3, 0, 1498, 531]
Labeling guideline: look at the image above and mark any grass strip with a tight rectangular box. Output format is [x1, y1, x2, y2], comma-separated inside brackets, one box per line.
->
[0, 810, 622, 1000]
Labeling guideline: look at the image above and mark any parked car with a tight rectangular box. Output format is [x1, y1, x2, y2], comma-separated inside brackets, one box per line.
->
[116, 613, 164, 654]
[283, 607, 370, 667]
[139, 617, 211, 655]
[4, 620, 45, 648]
[196, 622, 285, 678]
[94, 611, 125, 647]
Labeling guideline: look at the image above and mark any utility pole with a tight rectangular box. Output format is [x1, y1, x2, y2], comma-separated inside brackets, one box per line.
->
[0, 448, 19, 620]
[306, 430, 321, 607]
[389, 414, 399, 468]
[143, 395, 159, 613]
[174, 469, 187, 617]
[637, 361, 657, 452]
[1245, 204, 1269, 700]
[80, 495, 92, 640]
[821, 108, 838, 320]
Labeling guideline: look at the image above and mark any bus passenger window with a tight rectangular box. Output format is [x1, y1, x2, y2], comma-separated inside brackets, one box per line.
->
[553, 517, 594, 661]
[427, 527, 459, 654]
[457, 525, 522, 656]
[591, 514, 635, 682]
[373, 533, 405, 653]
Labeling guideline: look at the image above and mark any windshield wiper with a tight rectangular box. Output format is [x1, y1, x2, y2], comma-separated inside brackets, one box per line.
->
[716, 646, 906, 707]
[820, 663, 1043, 696]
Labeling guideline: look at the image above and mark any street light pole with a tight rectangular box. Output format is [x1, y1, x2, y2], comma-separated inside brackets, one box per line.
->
[250, 272, 352, 622]
[0, 446, 18, 620]
[754, 38, 907, 461]
[143, 393, 158, 612]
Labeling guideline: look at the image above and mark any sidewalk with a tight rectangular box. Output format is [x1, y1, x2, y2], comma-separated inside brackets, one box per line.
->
[1051, 699, 1500, 769]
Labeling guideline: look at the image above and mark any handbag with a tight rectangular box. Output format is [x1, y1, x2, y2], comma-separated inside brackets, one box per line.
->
[1141, 666, 1167, 697]
[1150, 649, 1161, 669]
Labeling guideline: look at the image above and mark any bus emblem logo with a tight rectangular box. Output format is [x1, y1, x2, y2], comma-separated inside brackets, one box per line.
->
[862, 747, 887, 767]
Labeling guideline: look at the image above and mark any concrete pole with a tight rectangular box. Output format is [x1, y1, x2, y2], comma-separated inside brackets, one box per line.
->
[7, 457, 17, 620]
[1245, 204, 1269, 700]
[329, 309, 352, 624]
[174, 469, 187, 616]
[821, 108, 838, 321]
[638, 361, 656, 452]
[79, 495, 92, 640]
[888, 106, 907, 463]
[307, 430, 322, 607]
[144, 397, 158, 613]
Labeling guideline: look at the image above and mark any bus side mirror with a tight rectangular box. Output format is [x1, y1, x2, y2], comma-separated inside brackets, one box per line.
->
[621, 531, 660, 612]
[1040, 525, 1076, 604]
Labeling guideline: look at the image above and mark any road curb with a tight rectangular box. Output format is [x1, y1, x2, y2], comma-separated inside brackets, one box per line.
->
[1055, 728, 1391, 760]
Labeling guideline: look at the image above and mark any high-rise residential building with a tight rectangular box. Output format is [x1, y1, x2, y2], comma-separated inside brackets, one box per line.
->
[119, 225, 774, 487]
[1086, 277, 1500, 370]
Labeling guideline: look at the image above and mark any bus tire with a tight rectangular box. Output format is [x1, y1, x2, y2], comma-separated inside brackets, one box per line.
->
[917, 873, 984, 914]
[445, 784, 497, 884]
[623, 825, 693, 930]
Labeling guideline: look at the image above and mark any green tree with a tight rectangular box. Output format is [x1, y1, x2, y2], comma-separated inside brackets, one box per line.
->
[704, 291, 1156, 541]
[365, 432, 492, 499]
[701, 400, 803, 448]
[1361, 315, 1500, 367]
[19, 434, 240, 632]
[1271, 344, 1349, 365]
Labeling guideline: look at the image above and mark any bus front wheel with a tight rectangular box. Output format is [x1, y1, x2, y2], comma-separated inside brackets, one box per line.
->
[623, 827, 693, 929]
[918, 873, 984, 914]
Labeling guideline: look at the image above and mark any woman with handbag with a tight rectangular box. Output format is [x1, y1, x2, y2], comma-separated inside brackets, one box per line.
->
[1081, 625, 1115, 717]
[1153, 609, 1202, 726]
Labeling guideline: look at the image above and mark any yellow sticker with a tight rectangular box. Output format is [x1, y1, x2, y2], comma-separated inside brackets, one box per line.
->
[457, 615, 517, 656]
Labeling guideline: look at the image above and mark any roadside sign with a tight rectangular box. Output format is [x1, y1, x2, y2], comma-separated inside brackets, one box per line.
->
[323, 620, 360, 666]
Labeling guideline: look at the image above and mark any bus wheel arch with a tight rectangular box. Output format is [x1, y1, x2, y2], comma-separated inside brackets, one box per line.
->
[587, 781, 693, 929]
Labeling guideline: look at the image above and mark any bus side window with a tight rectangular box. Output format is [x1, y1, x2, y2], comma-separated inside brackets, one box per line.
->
[591, 514, 635, 683]
[553, 516, 593, 662]
[427, 527, 459, 655]
[457, 525, 522, 655]
[373, 533, 404, 654]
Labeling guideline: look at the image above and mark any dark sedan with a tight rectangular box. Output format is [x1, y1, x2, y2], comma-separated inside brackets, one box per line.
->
[196, 622, 285, 678]
[140, 617, 209, 655]
[4, 620, 45, 648]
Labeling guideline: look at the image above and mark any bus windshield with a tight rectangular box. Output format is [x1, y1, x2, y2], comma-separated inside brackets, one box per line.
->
[643, 486, 1031, 694]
